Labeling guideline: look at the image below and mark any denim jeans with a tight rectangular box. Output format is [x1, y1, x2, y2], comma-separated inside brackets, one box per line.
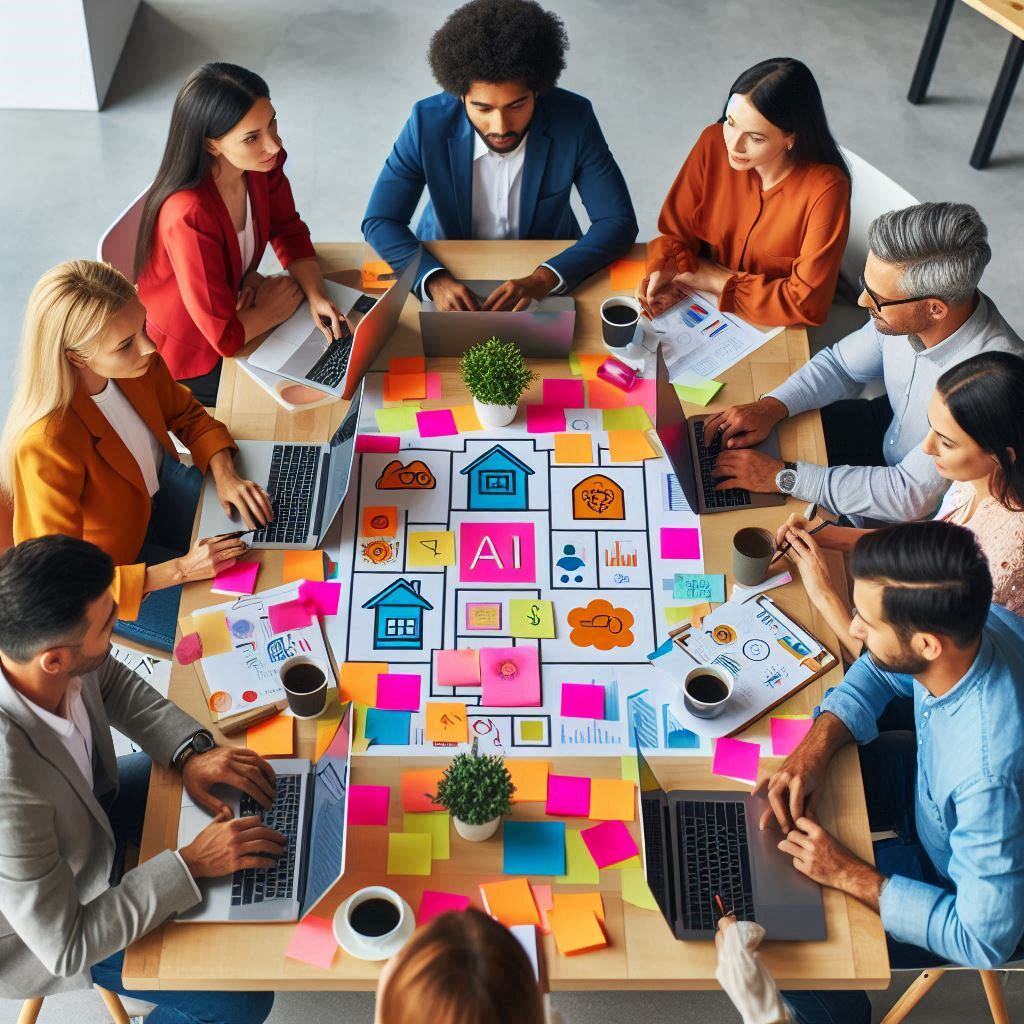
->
[90, 753, 274, 1024]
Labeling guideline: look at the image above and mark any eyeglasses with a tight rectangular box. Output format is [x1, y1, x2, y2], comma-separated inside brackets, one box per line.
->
[859, 275, 933, 312]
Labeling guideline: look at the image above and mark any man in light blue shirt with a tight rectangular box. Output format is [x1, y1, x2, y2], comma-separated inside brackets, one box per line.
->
[757, 521, 1024, 1024]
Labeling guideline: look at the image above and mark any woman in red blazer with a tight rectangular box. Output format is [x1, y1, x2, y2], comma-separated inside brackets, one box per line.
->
[136, 63, 345, 404]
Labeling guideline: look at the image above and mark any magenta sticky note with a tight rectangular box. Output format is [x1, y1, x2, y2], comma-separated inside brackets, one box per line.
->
[560, 682, 605, 719]
[418, 890, 471, 925]
[660, 527, 701, 560]
[542, 379, 585, 408]
[284, 915, 338, 969]
[425, 372, 443, 400]
[525, 404, 567, 433]
[347, 784, 390, 826]
[356, 434, 401, 453]
[458, 522, 536, 584]
[268, 599, 314, 633]
[436, 648, 481, 686]
[212, 559, 259, 595]
[480, 646, 541, 706]
[770, 717, 814, 757]
[545, 774, 592, 816]
[416, 408, 458, 438]
[376, 673, 422, 711]
[580, 820, 639, 868]
[298, 581, 342, 617]
[712, 737, 761, 786]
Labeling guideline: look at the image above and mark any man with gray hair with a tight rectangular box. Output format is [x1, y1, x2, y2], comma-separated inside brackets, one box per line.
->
[705, 202, 1023, 524]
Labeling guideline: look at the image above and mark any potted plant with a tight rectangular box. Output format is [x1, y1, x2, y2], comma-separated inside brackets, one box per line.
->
[433, 741, 515, 841]
[460, 336, 535, 428]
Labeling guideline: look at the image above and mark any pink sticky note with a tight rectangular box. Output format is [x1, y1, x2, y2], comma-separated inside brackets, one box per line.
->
[531, 883, 554, 934]
[418, 890, 471, 925]
[712, 737, 762, 786]
[347, 784, 390, 826]
[436, 648, 481, 686]
[525, 404, 567, 433]
[284, 915, 338, 969]
[174, 631, 203, 665]
[416, 408, 458, 437]
[376, 673, 422, 711]
[356, 434, 401, 454]
[660, 527, 701, 560]
[212, 559, 259, 595]
[545, 774, 592, 816]
[425, 372, 443, 400]
[580, 820, 639, 868]
[770, 717, 814, 757]
[560, 682, 605, 719]
[298, 580, 342, 617]
[480, 646, 541, 707]
[268, 599, 314, 633]
[542, 379, 585, 408]
[459, 522, 536, 584]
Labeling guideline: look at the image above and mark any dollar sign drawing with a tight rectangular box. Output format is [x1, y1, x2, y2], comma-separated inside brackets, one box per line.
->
[527, 604, 542, 626]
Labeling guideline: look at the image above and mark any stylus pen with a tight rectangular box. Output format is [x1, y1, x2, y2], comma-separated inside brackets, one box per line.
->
[772, 518, 831, 564]
[712, 894, 733, 922]
[217, 529, 257, 541]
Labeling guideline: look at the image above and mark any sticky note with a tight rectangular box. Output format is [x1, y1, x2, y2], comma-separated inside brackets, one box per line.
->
[480, 647, 541, 707]
[416, 408, 458, 438]
[507, 759, 550, 803]
[374, 406, 419, 433]
[554, 432, 593, 464]
[247, 714, 294, 756]
[458, 521, 536, 585]
[620, 867, 659, 910]
[712, 737, 762, 786]
[770, 716, 814, 756]
[452, 404, 483, 432]
[589, 778, 636, 821]
[389, 356, 426, 375]
[403, 811, 451, 860]
[356, 434, 401, 454]
[387, 832, 432, 875]
[340, 662, 384, 706]
[664, 606, 691, 625]
[298, 580, 342, 616]
[426, 701, 469, 743]
[542, 379, 585, 408]
[191, 609, 232, 657]
[401, 768, 444, 812]
[509, 599, 556, 639]
[531, 883, 554, 933]
[525, 404, 566, 433]
[548, 907, 607, 956]
[365, 707, 412, 745]
[573, 353, 606, 380]
[557, 828, 600, 884]
[673, 573, 726, 604]
[425, 372, 443, 400]
[418, 890, 470, 925]
[602, 407, 653, 431]
[384, 372, 427, 402]
[503, 820, 566, 875]
[347, 784, 390, 826]
[673, 373, 724, 407]
[315, 702, 345, 760]
[268, 599, 314, 633]
[520, 720, 544, 741]
[560, 682, 605, 719]
[608, 429, 658, 462]
[479, 878, 540, 927]
[608, 855, 641, 870]
[660, 527, 701, 560]
[211, 560, 259, 595]
[408, 530, 456, 567]
[689, 601, 712, 628]
[361, 258, 394, 289]
[375, 673, 421, 711]
[586, 377, 632, 409]
[620, 754, 640, 784]
[580, 820, 639, 868]
[285, 915, 338, 969]
[436, 648, 480, 686]
[552, 891, 605, 923]
[610, 259, 646, 291]
[545, 774, 591, 817]
[361, 505, 398, 537]
[282, 550, 325, 584]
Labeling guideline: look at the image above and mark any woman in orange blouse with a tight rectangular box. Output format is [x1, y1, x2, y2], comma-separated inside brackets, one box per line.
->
[640, 58, 851, 328]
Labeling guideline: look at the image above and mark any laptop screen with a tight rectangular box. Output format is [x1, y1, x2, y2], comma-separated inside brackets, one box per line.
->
[654, 347, 699, 513]
[314, 383, 363, 544]
[636, 746, 677, 930]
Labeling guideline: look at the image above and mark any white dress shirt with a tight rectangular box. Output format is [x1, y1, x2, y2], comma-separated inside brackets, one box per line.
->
[90, 380, 164, 497]
[237, 192, 255, 275]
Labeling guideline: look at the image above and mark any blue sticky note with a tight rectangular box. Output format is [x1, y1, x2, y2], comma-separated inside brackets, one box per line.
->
[673, 573, 726, 604]
[365, 708, 412, 746]
[503, 820, 567, 876]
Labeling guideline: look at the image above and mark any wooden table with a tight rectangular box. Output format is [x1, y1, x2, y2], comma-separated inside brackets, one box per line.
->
[124, 242, 889, 992]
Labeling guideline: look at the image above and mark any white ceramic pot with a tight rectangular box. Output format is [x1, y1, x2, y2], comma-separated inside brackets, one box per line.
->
[473, 397, 517, 428]
[453, 814, 501, 842]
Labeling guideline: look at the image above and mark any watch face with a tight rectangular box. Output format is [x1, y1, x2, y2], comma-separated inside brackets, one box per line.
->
[194, 732, 216, 754]
[778, 469, 798, 494]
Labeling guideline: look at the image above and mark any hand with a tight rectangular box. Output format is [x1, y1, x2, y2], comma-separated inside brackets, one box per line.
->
[254, 275, 303, 324]
[178, 809, 286, 880]
[236, 270, 265, 311]
[713, 914, 737, 953]
[775, 513, 812, 550]
[754, 745, 826, 833]
[483, 267, 558, 311]
[308, 289, 348, 342]
[676, 257, 734, 296]
[782, 525, 834, 599]
[176, 534, 250, 582]
[704, 397, 789, 450]
[711, 449, 784, 494]
[637, 263, 684, 318]
[209, 452, 273, 530]
[182, 746, 277, 816]
[426, 272, 480, 312]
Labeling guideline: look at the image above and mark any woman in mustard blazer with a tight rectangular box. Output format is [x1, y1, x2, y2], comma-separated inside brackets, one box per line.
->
[0, 260, 272, 652]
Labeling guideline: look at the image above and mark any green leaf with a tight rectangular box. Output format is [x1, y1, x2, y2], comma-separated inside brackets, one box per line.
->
[459, 337, 535, 408]
[432, 750, 514, 825]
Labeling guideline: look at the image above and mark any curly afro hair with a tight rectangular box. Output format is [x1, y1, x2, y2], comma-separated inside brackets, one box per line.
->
[428, 0, 569, 97]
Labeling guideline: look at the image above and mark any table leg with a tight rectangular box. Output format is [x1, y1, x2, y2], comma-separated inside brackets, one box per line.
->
[970, 36, 1024, 169]
[908, 0, 956, 103]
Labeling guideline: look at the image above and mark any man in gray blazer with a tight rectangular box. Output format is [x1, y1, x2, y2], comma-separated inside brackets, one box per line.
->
[0, 536, 285, 1021]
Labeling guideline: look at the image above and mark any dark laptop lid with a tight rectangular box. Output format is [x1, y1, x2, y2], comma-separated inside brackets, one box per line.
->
[636, 745, 678, 930]
[313, 382, 363, 544]
[654, 347, 699, 512]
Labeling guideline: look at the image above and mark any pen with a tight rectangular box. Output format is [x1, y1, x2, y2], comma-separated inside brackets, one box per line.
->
[773, 515, 831, 565]
[217, 529, 257, 541]
[712, 894, 732, 922]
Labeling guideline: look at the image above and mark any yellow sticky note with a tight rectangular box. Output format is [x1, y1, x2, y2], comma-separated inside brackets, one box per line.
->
[520, 720, 544, 742]
[620, 867, 659, 910]
[508, 599, 555, 639]
[191, 609, 232, 657]
[507, 760, 550, 803]
[548, 908, 608, 956]
[282, 550, 325, 584]
[589, 778, 636, 821]
[387, 832, 432, 876]
[608, 855, 642, 870]
[609, 259, 646, 291]
[557, 829, 600, 885]
[375, 406, 420, 433]
[407, 530, 456, 567]
[673, 377, 724, 408]
[608, 429, 659, 463]
[602, 407, 653, 431]
[620, 754, 640, 784]
[247, 714, 294, 756]
[554, 432, 593, 464]
[425, 701, 469, 743]
[664, 606, 692, 625]
[452, 404, 483, 432]
[340, 662, 385, 706]
[552, 891, 605, 922]
[315, 700, 344, 760]
[403, 812, 451, 860]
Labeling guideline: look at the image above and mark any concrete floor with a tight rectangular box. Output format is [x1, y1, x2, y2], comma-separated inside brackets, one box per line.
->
[2, 0, 1024, 1020]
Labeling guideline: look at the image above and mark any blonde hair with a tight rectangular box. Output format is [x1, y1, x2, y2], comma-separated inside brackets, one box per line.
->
[0, 260, 135, 494]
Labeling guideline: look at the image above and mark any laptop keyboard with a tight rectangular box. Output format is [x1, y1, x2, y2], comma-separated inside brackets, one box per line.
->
[693, 420, 753, 510]
[254, 444, 320, 545]
[642, 799, 667, 898]
[678, 799, 755, 930]
[231, 775, 301, 907]
[305, 332, 353, 388]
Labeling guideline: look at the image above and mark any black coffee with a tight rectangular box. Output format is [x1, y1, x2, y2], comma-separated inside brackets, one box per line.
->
[686, 674, 729, 704]
[349, 897, 400, 937]
[735, 531, 773, 558]
[283, 663, 325, 695]
[604, 304, 639, 326]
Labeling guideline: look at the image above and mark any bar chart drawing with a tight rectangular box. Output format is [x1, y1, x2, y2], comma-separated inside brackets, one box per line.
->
[604, 540, 638, 567]
[627, 689, 659, 749]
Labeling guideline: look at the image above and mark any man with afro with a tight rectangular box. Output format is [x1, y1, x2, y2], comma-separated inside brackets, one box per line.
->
[362, 0, 637, 313]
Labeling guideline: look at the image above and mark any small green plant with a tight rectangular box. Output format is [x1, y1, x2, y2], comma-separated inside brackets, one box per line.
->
[433, 747, 515, 825]
[460, 336, 535, 407]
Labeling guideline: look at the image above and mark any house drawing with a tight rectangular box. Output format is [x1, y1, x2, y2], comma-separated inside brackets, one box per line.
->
[460, 445, 534, 511]
[362, 578, 434, 649]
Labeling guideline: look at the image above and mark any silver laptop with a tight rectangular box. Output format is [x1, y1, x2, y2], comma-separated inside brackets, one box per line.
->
[248, 254, 419, 399]
[177, 704, 353, 923]
[196, 383, 362, 549]
[419, 279, 575, 358]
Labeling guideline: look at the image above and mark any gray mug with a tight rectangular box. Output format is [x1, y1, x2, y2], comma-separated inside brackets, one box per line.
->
[732, 527, 776, 587]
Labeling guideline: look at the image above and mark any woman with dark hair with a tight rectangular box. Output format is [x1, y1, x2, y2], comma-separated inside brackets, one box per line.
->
[639, 58, 850, 328]
[136, 62, 343, 404]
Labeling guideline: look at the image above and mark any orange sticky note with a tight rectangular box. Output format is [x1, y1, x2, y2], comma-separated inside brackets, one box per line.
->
[577, 354, 606, 381]
[479, 878, 540, 927]
[246, 713, 294, 756]
[388, 356, 426, 375]
[609, 259, 646, 291]
[191, 609, 232, 657]
[384, 373, 427, 401]
[507, 760, 550, 803]
[589, 778, 636, 821]
[548, 908, 608, 956]
[531, 883, 554, 934]
[552, 891, 605, 922]
[401, 767, 445, 812]
[608, 429, 658, 462]
[554, 432, 593, 464]
[452, 404, 483, 433]
[361, 259, 395, 289]
[689, 602, 712, 628]
[587, 378, 633, 408]
[361, 505, 398, 537]
[340, 662, 385, 706]
[282, 550, 325, 584]
[425, 701, 469, 743]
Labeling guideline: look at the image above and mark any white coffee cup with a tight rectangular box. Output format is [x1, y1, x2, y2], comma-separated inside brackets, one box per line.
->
[340, 886, 406, 950]
[682, 664, 734, 719]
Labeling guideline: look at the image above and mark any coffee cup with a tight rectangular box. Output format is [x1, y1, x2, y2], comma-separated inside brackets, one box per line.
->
[732, 527, 776, 587]
[279, 656, 329, 719]
[682, 665, 734, 719]
[600, 297, 643, 353]
[344, 886, 406, 948]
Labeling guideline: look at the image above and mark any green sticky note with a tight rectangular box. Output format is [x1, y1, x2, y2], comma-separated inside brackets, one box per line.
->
[375, 405, 420, 433]
[568, 351, 583, 376]
[673, 377, 724, 408]
[509, 599, 556, 639]
[556, 828, 600, 885]
[621, 867, 659, 909]
[387, 831, 432, 875]
[620, 754, 639, 784]
[673, 573, 726, 604]
[601, 406, 653, 431]
[403, 811, 451, 860]
[664, 606, 692, 625]
[521, 720, 545, 741]
[607, 855, 642, 870]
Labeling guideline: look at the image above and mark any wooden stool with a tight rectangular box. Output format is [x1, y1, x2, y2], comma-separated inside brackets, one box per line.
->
[881, 968, 1012, 1024]
[18, 987, 131, 1024]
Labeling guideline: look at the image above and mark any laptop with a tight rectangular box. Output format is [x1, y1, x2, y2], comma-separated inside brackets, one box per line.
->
[636, 747, 825, 941]
[177, 703, 353, 923]
[248, 253, 419, 399]
[195, 382, 362, 549]
[419, 280, 576, 358]
[654, 346, 786, 515]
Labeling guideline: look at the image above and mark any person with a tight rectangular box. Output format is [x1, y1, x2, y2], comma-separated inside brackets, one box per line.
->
[638, 58, 850, 328]
[705, 202, 1024, 525]
[362, 0, 638, 312]
[778, 352, 1024, 658]
[0, 260, 272, 652]
[0, 535, 283, 1022]
[756, 521, 1024, 1024]
[136, 62, 343, 404]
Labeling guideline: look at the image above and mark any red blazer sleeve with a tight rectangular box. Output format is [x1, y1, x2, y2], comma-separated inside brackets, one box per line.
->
[266, 152, 316, 269]
[646, 131, 712, 277]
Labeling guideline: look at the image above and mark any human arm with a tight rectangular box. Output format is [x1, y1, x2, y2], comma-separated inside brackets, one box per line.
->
[715, 918, 792, 1024]
[286, 258, 349, 342]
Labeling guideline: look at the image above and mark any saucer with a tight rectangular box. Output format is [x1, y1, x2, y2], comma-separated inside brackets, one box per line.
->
[332, 895, 415, 961]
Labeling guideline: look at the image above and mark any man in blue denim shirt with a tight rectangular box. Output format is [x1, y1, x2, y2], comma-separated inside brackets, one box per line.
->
[756, 521, 1024, 1024]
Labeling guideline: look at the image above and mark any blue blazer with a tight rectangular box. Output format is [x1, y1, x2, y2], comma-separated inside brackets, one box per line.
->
[362, 89, 638, 295]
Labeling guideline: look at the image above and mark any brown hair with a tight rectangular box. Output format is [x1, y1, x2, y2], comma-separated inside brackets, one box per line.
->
[378, 910, 545, 1024]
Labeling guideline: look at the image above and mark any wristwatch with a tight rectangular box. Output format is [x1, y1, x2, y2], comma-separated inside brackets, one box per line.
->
[775, 461, 798, 495]
[172, 730, 216, 771]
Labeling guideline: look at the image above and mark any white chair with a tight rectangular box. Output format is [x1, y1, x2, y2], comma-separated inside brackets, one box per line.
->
[96, 187, 150, 283]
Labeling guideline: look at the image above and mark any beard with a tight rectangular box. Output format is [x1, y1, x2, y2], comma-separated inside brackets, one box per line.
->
[71, 644, 112, 678]
[867, 646, 929, 676]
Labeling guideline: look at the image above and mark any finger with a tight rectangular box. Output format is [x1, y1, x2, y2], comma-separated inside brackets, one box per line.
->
[752, 774, 771, 797]
[235, 749, 278, 787]
[483, 286, 512, 311]
[314, 316, 334, 342]
[789, 776, 806, 824]
[324, 307, 342, 340]
[768, 785, 794, 834]
[512, 297, 531, 312]
[718, 419, 749, 445]
[777, 839, 806, 859]
[235, 855, 278, 871]
[231, 760, 276, 803]
[247, 484, 273, 525]
[796, 817, 823, 838]
[238, 839, 287, 858]
[785, 828, 812, 850]
[190, 786, 232, 818]
[714, 477, 741, 492]
[760, 805, 780, 831]
[226, 769, 273, 810]
[236, 824, 287, 847]
[231, 814, 265, 831]
[703, 411, 727, 436]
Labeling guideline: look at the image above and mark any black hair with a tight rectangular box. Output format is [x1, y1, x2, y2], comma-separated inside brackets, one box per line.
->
[720, 58, 850, 180]
[936, 351, 1024, 512]
[134, 62, 270, 280]
[850, 522, 992, 648]
[0, 536, 115, 663]
[428, 0, 568, 96]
